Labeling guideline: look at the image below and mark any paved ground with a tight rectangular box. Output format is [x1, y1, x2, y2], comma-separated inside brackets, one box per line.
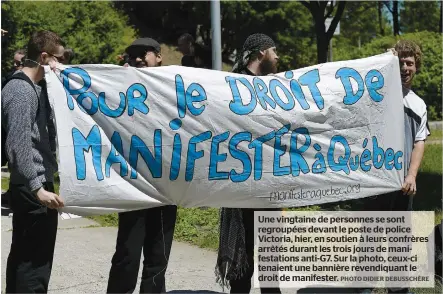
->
[1, 214, 226, 293]
[1, 214, 300, 294]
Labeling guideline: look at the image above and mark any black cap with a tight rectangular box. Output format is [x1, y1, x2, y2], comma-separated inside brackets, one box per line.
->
[125, 38, 161, 56]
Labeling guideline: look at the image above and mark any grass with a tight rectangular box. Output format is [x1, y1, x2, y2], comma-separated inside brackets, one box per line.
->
[414, 144, 443, 225]
[420, 144, 442, 173]
[430, 127, 443, 141]
[174, 207, 220, 250]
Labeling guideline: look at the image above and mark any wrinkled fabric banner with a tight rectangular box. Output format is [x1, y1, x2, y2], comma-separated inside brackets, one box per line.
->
[45, 53, 404, 216]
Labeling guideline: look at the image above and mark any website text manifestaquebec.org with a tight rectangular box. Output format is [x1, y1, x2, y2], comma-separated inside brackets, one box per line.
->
[269, 184, 361, 201]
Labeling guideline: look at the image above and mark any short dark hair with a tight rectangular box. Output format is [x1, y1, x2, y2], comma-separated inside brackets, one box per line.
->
[394, 40, 422, 71]
[26, 30, 64, 60]
[178, 33, 194, 44]
[63, 48, 74, 63]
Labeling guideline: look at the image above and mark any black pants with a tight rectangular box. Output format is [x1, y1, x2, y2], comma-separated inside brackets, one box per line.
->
[358, 191, 411, 294]
[230, 208, 281, 294]
[6, 182, 58, 293]
[363, 191, 411, 212]
[107, 205, 177, 293]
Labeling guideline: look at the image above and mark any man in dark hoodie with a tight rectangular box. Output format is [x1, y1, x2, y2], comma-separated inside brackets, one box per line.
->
[107, 37, 177, 294]
[216, 33, 281, 294]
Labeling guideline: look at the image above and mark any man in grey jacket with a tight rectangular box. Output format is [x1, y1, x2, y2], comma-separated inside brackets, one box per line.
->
[2, 30, 65, 293]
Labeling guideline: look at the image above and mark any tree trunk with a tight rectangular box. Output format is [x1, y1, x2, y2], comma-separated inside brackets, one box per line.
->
[302, 0, 345, 64]
[378, 1, 385, 35]
[393, 1, 399, 35]
[315, 14, 328, 63]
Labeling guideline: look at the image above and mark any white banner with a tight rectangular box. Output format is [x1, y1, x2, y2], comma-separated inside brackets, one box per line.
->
[45, 53, 405, 216]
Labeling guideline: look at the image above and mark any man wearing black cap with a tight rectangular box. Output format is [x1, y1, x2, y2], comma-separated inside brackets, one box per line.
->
[107, 37, 177, 294]
[216, 33, 281, 294]
[124, 37, 163, 68]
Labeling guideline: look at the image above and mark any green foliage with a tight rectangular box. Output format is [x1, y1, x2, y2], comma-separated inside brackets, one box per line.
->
[221, 1, 317, 70]
[273, 1, 317, 69]
[1, 178, 9, 192]
[1, 1, 137, 73]
[117, 1, 317, 70]
[335, 31, 442, 120]
[335, 1, 391, 50]
[400, 0, 441, 33]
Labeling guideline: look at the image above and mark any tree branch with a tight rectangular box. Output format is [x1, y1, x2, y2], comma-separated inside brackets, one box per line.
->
[319, 0, 328, 11]
[324, 2, 335, 20]
[383, 1, 393, 13]
[326, 1, 346, 40]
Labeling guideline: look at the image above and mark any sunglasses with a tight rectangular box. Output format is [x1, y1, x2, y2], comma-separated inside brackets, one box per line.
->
[127, 50, 158, 67]
[13, 60, 23, 68]
[47, 52, 65, 63]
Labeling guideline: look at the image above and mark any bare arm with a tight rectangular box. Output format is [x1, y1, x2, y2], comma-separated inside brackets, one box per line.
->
[402, 141, 425, 195]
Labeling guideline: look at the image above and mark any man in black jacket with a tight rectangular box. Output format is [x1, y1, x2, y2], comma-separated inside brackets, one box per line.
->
[107, 37, 177, 294]
[216, 33, 281, 294]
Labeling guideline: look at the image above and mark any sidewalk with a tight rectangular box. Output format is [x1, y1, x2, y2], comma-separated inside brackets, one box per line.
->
[1, 215, 225, 293]
[1, 215, 298, 294]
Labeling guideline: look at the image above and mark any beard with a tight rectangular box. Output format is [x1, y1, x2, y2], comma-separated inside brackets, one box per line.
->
[260, 58, 277, 75]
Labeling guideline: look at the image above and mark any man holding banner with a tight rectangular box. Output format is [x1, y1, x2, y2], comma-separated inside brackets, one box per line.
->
[216, 33, 282, 294]
[2, 30, 65, 293]
[358, 40, 429, 223]
[106, 37, 178, 294]
[358, 40, 430, 294]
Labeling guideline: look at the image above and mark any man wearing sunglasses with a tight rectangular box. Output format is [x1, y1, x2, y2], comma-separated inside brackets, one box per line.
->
[13, 49, 26, 71]
[107, 37, 178, 294]
[126, 37, 163, 68]
[1, 49, 26, 86]
[2, 30, 65, 293]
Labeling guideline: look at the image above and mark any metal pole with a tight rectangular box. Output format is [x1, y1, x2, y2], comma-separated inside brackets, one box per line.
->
[210, 0, 222, 70]
[329, 38, 333, 62]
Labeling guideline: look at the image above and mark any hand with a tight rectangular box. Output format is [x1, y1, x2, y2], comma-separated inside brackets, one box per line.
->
[48, 59, 59, 72]
[402, 174, 417, 196]
[1, 29, 8, 36]
[387, 48, 398, 56]
[35, 187, 65, 209]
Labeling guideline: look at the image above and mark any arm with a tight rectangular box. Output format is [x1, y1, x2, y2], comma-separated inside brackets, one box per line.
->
[3, 82, 64, 208]
[3, 82, 42, 192]
[402, 141, 425, 195]
[402, 106, 430, 195]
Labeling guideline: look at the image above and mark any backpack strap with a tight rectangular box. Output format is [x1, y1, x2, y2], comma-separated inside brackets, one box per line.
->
[2, 72, 40, 104]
